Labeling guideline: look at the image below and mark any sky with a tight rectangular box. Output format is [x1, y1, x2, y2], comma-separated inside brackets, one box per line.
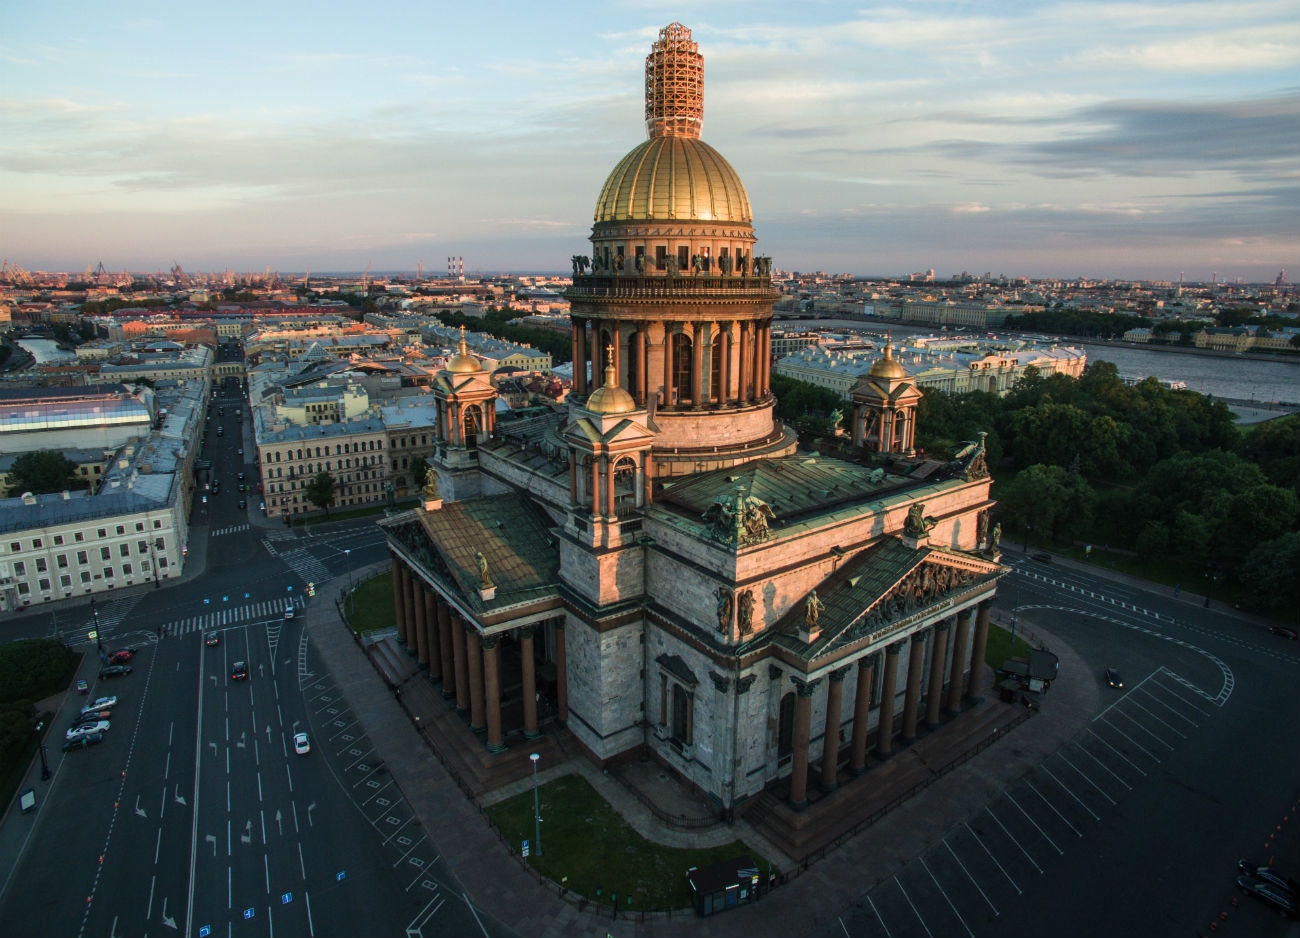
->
[2, 1, 1297, 282]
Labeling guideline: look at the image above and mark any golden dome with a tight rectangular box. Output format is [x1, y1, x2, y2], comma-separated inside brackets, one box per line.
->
[586, 351, 637, 414]
[594, 136, 752, 224]
[869, 337, 906, 379]
[445, 326, 483, 374]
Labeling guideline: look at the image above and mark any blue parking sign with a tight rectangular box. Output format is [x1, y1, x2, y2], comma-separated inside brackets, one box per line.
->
[281, 892, 292, 904]
[243, 908, 254, 920]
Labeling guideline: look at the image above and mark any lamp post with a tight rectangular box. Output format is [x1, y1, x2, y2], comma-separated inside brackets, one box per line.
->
[90, 598, 102, 653]
[530, 752, 542, 857]
[344, 549, 354, 614]
[35, 721, 51, 780]
[150, 538, 163, 589]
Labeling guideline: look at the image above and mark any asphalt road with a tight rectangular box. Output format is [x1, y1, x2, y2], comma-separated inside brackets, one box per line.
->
[825, 553, 1299, 938]
[0, 379, 474, 938]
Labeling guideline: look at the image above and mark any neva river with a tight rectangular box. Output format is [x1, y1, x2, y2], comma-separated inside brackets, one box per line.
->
[16, 337, 75, 364]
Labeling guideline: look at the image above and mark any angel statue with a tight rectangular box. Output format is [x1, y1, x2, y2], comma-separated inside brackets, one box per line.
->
[805, 589, 824, 629]
[474, 551, 493, 589]
[421, 467, 440, 500]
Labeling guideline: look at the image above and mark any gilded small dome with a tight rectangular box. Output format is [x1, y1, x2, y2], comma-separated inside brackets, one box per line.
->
[586, 353, 637, 415]
[594, 136, 752, 224]
[445, 327, 483, 374]
[869, 337, 906, 379]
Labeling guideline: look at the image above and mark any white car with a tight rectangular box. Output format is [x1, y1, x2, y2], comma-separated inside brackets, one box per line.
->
[67, 721, 110, 741]
[293, 732, 310, 755]
[82, 696, 117, 714]
[284, 605, 295, 620]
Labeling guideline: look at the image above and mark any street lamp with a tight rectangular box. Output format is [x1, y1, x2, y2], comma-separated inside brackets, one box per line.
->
[90, 598, 102, 653]
[149, 537, 163, 589]
[344, 549, 355, 614]
[35, 721, 51, 780]
[530, 752, 542, 858]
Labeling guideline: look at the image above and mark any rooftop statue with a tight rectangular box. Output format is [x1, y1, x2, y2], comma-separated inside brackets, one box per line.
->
[903, 502, 937, 538]
[805, 589, 824, 629]
[421, 467, 440, 500]
[703, 485, 776, 547]
[475, 551, 493, 590]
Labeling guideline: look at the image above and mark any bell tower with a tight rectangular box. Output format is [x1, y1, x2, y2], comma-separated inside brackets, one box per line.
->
[431, 327, 497, 499]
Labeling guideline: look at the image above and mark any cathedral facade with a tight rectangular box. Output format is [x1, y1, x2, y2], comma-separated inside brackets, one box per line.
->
[381, 24, 1004, 811]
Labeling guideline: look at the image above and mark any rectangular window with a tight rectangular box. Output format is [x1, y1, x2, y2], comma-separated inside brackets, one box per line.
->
[159, 557, 168, 569]
[75, 532, 84, 542]
[103, 567, 114, 579]
[13, 561, 25, 576]
[77, 550, 88, 565]
[60, 574, 72, 589]
[123, 563, 133, 576]
[39, 578, 51, 592]
[35, 558, 47, 573]
[17, 583, 29, 595]
[54, 535, 64, 546]
[81, 571, 91, 584]
[116, 526, 125, 535]
[98, 529, 107, 538]
[138, 540, 148, 554]
[136, 522, 144, 532]
[153, 519, 162, 529]
[119, 543, 130, 558]
[8, 543, 18, 553]
[57, 554, 68, 568]
[101, 546, 111, 561]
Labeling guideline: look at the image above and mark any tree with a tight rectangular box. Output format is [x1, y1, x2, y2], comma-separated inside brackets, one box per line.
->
[998, 464, 1071, 545]
[304, 472, 337, 517]
[1238, 532, 1300, 616]
[409, 455, 431, 491]
[6, 450, 79, 496]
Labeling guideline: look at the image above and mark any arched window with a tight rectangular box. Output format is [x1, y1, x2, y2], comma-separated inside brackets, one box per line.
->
[463, 406, 481, 451]
[671, 332, 693, 404]
[671, 685, 690, 744]
[613, 457, 637, 516]
[777, 691, 795, 760]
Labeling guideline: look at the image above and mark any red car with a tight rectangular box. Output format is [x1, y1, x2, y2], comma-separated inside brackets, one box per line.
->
[1270, 626, 1297, 640]
[109, 650, 134, 665]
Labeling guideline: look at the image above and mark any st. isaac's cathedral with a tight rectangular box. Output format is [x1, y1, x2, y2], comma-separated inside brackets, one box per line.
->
[381, 24, 1004, 814]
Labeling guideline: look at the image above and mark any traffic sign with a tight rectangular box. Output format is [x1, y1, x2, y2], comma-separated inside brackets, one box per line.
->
[522, 839, 530, 858]
[281, 892, 292, 905]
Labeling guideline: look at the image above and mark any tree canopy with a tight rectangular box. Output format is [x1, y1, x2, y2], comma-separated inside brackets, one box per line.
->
[304, 472, 337, 516]
[6, 450, 80, 497]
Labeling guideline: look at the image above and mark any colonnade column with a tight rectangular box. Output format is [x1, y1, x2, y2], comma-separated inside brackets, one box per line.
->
[423, 589, 440, 680]
[900, 632, 927, 740]
[399, 564, 414, 647]
[691, 322, 704, 408]
[759, 323, 770, 396]
[820, 668, 847, 792]
[633, 327, 646, 404]
[568, 453, 578, 505]
[849, 656, 875, 774]
[925, 621, 950, 728]
[437, 602, 454, 698]
[589, 320, 600, 394]
[605, 455, 615, 517]
[466, 628, 485, 733]
[411, 576, 428, 667]
[875, 642, 902, 757]
[965, 601, 992, 703]
[451, 616, 469, 712]
[788, 678, 819, 808]
[946, 609, 973, 715]
[483, 636, 504, 753]
[738, 323, 750, 403]
[520, 626, 539, 739]
[662, 330, 673, 407]
[571, 319, 584, 397]
[554, 622, 568, 722]
[590, 458, 601, 517]
[391, 555, 406, 641]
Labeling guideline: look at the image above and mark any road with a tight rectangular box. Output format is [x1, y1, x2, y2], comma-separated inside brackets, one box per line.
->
[0, 374, 486, 938]
[823, 553, 1300, 938]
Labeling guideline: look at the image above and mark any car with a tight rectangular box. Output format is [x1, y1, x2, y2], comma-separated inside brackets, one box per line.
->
[237, 448, 243, 456]
[83, 696, 117, 713]
[72, 710, 112, 726]
[1237, 872, 1296, 918]
[293, 732, 310, 755]
[259, 501, 265, 511]
[231, 661, 248, 681]
[108, 650, 133, 665]
[237, 472, 245, 481]
[1238, 860, 1299, 896]
[256, 482, 262, 492]
[63, 732, 104, 752]
[238, 483, 246, 492]
[204, 632, 219, 646]
[1269, 626, 1298, 640]
[238, 499, 247, 509]
[99, 665, 133, 679]
[284, 605, 295, 620]
[1030, 552, 1052, 563]
[66, 721, 110, 741]
[216, 427, 224, 436]
[1104, 667, 1123, 688]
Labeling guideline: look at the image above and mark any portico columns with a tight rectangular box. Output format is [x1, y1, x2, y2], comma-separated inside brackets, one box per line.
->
[946, 609, 973, 715]
[875, 642, 902, 757]
[901, 632, 926, 741]
[411, 576, 429, 666]
[399, 564, 415, 647]
[391, 556, 407, 641]
[589, 320, 600, 394]
[662, 330, 674, 407]
[451, 616, 469, 712]
[925, 621, 950, 728]
[691, 322, 705, 408]
[554, 622, 568, 722]
[423, 589, 440, 680]
[788, 678, 819, 808]
[571, 319, 584, 396]
[520, 625, 539, 738]
[849, 656, 875, 774]
[738, 323, 750, 403]
[820, 668, 847, 792]
[966, 601, 992, 703]
[437, 602, 455, 698]
[483, 636, 505, 752]
[466, 629, 485, 732]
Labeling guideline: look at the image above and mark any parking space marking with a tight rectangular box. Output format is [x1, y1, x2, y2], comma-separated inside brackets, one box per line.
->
[1038, 764, 1101, 821]
[1133, 685, 1200, 727]
[985, 805, 1043, 873]
[1111, 707, 1175, 750]
[866, 895, 892, 938]
[893, 876, 933, 938]
[1095, 716, 1161, 763]
[1024, 778, 1083, 836]
[943, 838, 998, 915]
[1151, 671, 1216, 715]
[1125, 697, 1189, 739]
[1055, 750, 1120, 802]
[963, 821, 1021, 893]
[1084, 728, 1148, 776]
[1005, 790, 1063, 855]
[919, 856, 972, 938]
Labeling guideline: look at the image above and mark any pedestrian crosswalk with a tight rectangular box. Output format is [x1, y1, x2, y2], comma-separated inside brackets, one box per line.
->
[278, 547, 332, 587]
[160, 595, 307, 639]
[212, 524, 250, 537]
[93, 595, 142, 631]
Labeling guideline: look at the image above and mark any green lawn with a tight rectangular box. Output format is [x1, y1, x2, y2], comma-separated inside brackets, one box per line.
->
[343, 571, 396, 635]
[287, 498, 417, 527]
[985, 622, 1032, 667]
[485, 773, 770, 912]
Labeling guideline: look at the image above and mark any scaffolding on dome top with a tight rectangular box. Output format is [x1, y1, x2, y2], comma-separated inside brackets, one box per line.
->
[645, 22, 704, 139]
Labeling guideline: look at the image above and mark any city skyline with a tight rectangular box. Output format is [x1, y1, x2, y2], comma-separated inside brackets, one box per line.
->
[3, 1, 1297, 281]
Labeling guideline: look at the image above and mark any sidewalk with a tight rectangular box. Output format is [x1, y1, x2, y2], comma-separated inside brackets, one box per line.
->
[307, 562, 1101, 937]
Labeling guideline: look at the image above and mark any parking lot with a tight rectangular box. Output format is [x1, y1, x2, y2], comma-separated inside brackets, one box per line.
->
[838, 665, 1221, 937]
